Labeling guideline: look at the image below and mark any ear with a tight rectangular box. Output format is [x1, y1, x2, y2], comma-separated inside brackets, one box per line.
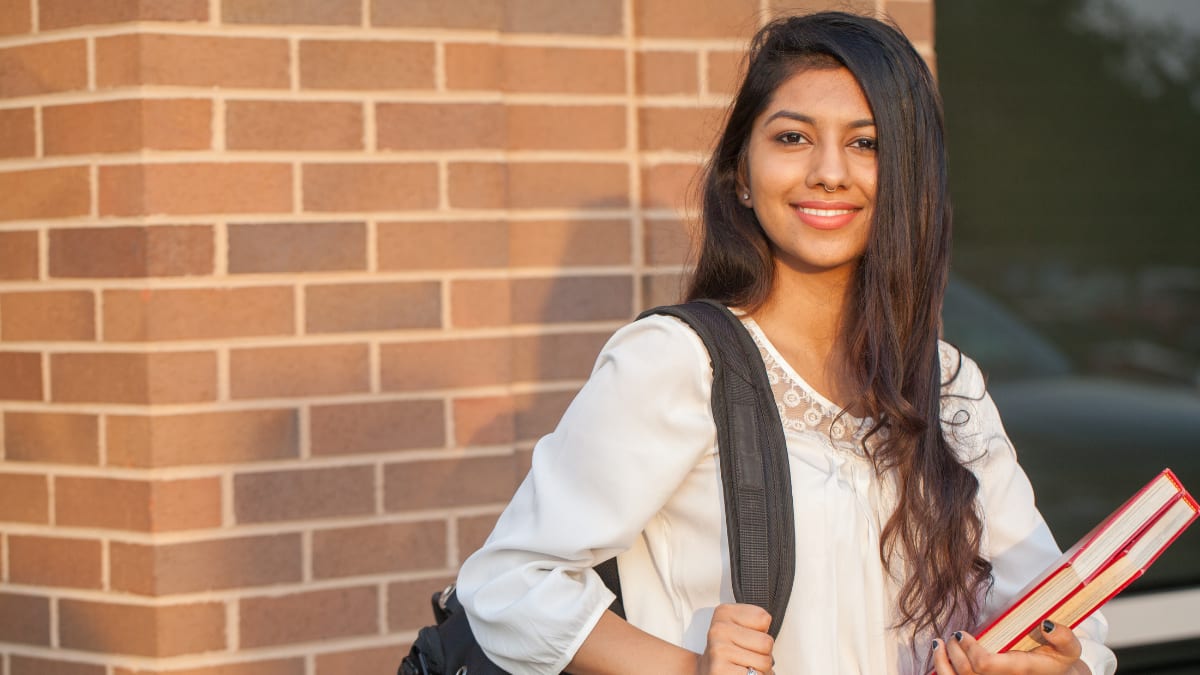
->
[735, 158, 753, 208]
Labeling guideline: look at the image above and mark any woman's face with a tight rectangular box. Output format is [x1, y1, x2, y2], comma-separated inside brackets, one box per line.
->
[740, 66, 877, 279]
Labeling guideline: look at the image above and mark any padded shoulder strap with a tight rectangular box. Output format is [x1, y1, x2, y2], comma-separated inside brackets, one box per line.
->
[637, 300, 795, 638]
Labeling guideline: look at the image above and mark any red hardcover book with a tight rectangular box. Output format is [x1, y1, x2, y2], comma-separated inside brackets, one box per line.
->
[973, 468, 1198, 655]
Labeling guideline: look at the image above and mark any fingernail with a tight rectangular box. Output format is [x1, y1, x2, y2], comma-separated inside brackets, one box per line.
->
[931, 638, 940, 652]
[953, 631, 963, 641]
[1042, 619, 1055, 633]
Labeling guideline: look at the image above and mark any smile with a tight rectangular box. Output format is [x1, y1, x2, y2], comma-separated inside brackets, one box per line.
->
[793, 201, 862, 230]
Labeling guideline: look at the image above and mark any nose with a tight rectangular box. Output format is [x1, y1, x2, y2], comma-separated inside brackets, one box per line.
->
[806, 141, 849, 192]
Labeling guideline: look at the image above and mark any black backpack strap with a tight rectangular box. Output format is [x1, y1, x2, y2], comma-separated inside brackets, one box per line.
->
[595, 557, 624, 619]
[636, 300, 795, 638]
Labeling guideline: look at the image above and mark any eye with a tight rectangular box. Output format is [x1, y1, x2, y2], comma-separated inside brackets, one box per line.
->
[850, 137, 878, 152]
[776, 131, 806, 145]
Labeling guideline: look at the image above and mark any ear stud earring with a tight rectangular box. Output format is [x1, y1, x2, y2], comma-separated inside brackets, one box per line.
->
[743, 192, 750, 200]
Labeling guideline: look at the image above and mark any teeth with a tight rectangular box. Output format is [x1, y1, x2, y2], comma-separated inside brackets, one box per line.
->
[798, 207, 855, 216]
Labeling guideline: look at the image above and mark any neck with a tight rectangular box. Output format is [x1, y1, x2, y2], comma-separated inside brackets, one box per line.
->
[749, 261, 860, 408]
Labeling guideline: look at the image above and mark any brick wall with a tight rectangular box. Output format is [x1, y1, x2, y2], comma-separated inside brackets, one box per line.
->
[0, 1, 932, 672]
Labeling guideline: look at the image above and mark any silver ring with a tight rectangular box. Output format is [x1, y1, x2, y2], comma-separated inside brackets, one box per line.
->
[823, 184, 837, 193]
[747, 668, 759, 675]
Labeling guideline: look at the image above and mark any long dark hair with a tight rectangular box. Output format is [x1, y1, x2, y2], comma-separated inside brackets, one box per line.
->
[688, 12, 992, 639]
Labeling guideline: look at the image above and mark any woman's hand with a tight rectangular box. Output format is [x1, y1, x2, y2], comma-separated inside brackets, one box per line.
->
[931, 620, 1091, 675]
[697, 603, 775, 675]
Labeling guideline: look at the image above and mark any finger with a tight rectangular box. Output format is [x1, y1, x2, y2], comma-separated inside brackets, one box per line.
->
[930, 638, 959, 675]
[714, 603, 773, 632]
[708, 620, 774, 658]
[945, 632, 981, 675]
[1036, 619, 1083, 661]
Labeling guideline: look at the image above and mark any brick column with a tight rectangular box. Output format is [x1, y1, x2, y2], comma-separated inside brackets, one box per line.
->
[0, 1, 933, 672]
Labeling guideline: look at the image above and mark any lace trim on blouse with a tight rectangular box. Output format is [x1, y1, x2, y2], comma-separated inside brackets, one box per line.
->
[741, 318, 880, 455]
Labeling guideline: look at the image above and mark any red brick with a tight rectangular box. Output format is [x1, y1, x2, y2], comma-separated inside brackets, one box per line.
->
[887, 1, 934, 42]
[447, 162, 507, 209]
[378, 220, 507, 271]
[96, 34, 289, 89]
[44, 99, 212, 155]
[457, 513, 500, 561]
[110, 534, 302, 596]
[234, 466, 374, 523]
[388, 576, 454, 632]
[0, 473, 49, 523]
[639, 106, 724, 152]
[642, 162, 703, 211]
[8, 536, 102, 589]
[508, 162, 629, 209]
[381, 337, 510, 392]
[4, 412, 98, 464]
[0, 291, 95, 341]
[0, 230, 38, 279]
[59, 599, 225, 657]
[51, 351, 217, 404]
[230, 344, 368, 399]
[305, 281, 440, 333]
[222, 0, 359, 25]
[644, 271, 686, 309]
[637, 50, 700, 95]
[385, 454, 521, 511]
[511, 219, 632, 267]
[499, 46, 625, 94]
[0, 593, 50, 645]
[107, 409, 298, 468]
[646, 217, 695, 266]
[507, 275, 632, 324]
[454, 396, 515, 446]
[507, 105, 626, 151]
[0, 352, 43, 401]
[707, 49, 745, 97]
[514, 389, 576, 440]
[316, 645, 408, 675]
[767, 0, 875, 16]
[99, 163, 292, 216]
[40, 0, 208, 29]
[372, 0, 500, 29]
[450, 278, 509, 328]
[310, 400, 444, 456]
[56, 477, 222, 532]
[300, 40, 434, 90]
[228, 221, 365, 274]
[0, 40, 86, 98]
[227, 100, 362, 151]
[113, 660, 304, 675]
[49, 225, 214, 279]
[444, 43, 499, 90]
[0, 0, 32, 35]
[314, 521, 446, 578]
[0, 107, 35, 157]
[10, 655, 104, 675]
[635, 0, 759, 38]
[240, 586, 377, 648]
[0, 166, 89, 221]
[512, 331, 609, 382]
[103, 287, 294, 341]
[504, 0, 623, 34]
[302, 162, 438, 212]
[376, 102, 503, 151]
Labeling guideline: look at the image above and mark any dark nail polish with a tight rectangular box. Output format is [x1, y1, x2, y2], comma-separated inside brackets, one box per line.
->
[953, 631, 963, 641]
[931, 638, 940, 652]
[1042, 619, 1055, 633]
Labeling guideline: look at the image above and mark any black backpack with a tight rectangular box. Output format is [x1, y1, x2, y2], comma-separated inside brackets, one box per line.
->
[400, 300, 796, 674]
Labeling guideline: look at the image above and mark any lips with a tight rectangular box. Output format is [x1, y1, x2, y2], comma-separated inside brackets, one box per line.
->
[793, 200, 862, 230]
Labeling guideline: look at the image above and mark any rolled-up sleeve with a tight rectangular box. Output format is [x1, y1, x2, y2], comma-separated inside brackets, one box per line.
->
[946, 352, 1117, 675]
[456, 315, 715, 674]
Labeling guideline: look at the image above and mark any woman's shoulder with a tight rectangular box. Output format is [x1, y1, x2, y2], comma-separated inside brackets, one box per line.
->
[937, 339, 988, 399]
[591, 311, 714, 383]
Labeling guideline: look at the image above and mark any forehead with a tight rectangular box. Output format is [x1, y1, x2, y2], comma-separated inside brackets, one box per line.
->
[760, 66, 873, 123]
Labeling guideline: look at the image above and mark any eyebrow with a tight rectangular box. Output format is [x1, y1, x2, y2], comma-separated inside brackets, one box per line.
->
[763, 110, 875, 129]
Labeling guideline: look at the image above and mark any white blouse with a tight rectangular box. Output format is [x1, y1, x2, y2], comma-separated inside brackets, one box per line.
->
[457, 314, 1117, 675]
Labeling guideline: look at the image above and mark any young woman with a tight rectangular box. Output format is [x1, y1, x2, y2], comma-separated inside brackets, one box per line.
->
[456, 12, 1117, 675]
